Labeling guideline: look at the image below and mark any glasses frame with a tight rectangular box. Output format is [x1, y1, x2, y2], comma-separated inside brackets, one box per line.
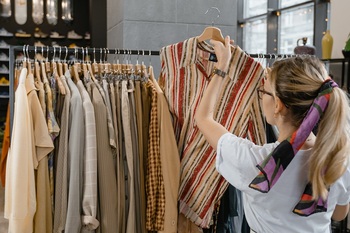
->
[257, 86, 274, 100]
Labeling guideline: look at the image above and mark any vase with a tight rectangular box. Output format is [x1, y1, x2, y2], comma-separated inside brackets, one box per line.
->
[322, 30, 333, 59]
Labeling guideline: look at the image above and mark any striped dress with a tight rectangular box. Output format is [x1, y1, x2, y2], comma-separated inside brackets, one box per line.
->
[159, 37, 266, 228]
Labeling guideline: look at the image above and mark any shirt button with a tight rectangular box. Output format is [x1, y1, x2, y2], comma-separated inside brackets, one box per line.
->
[171, 220, 175, 226]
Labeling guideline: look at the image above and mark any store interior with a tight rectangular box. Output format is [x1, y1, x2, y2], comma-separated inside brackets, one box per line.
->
[0, 0, 350, 232]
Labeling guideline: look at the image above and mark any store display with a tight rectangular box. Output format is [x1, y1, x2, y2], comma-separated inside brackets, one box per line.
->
[294, 37, 316, 55]
[62, 0, 73, 22]
[0, 0, 11, 17]
[0, 28, 13, 37]
[15, 0, 27, 25]
[0, 77, 9, 85]
[46, 0, 58, 25]
[322, 30, 333, 59]
[32, 0, 44, 24]
[67, 30, 83, 39]
[0, 53, 9, 61]
[0, 41, 9, 48]
[34, 27, 48, 38]
[84, 32, 91, 40]
[15, 29, 31, 38]
[50, 31, 65, 39]
[0, 64, 9, 74]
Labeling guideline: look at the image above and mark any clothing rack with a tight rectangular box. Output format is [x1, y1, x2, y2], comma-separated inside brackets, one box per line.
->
[8, 45, 161, 134]
[9, 45, 347, 133]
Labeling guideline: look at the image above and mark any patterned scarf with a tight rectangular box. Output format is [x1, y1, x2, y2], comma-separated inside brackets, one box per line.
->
[249, 79, 338, 216]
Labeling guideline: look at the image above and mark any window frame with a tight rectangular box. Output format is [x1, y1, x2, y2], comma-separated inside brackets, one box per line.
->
[237, 0, 329, 58]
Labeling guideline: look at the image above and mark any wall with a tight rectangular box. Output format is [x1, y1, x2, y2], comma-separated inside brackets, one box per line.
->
[107, 0, 237, 74]
[330, 0, 350, 58]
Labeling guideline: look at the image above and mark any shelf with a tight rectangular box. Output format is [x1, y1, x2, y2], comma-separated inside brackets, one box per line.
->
[0, 84, 9, 87]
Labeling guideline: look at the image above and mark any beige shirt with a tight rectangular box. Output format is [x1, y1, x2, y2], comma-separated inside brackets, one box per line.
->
[5, 68, 54, 233]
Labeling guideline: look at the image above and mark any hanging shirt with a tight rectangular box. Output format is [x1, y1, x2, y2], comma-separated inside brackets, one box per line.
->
[76, 80, 99, 231]
[159, 37, 266, 228]
[5, 68, 54, 233]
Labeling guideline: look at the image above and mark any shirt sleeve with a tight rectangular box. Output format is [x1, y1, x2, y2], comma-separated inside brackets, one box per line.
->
[216, 133, 278, 191]
[335, 166, 350, 205]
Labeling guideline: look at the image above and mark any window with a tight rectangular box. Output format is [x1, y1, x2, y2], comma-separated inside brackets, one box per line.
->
[238, 0, 328, 58]
[244, 0, 267, 18]
[244, 18, 267, 54]
[279, 4, 314, 54]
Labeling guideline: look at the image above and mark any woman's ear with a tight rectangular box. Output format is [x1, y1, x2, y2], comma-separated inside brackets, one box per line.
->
[274, 96, 288, 116]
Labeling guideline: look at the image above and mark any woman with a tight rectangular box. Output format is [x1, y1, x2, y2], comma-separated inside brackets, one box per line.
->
[195, 36, 350, 232]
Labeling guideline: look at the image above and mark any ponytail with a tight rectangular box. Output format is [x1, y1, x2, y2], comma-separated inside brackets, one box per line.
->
[309, 88, 350, 200]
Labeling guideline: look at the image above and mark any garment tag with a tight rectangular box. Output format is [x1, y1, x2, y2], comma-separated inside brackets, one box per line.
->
[209, 53, 217, 62]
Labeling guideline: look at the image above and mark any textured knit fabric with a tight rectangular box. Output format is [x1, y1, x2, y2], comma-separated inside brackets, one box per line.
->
[77, 80, 99, 231]
[145, 80, 165, 230]
[159, 37, 266, 228]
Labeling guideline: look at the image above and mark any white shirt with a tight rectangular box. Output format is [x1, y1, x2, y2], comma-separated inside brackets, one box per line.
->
[216, 133, 350, 233]
[5, 68, 36, 233]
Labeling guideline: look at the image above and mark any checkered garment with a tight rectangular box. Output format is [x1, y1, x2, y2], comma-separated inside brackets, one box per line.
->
[159, 37, 266, 228]
[145, 80, 165, 230]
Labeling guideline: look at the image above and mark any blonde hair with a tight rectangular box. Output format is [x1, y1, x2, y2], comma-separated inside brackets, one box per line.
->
[269, 56, 350, 200]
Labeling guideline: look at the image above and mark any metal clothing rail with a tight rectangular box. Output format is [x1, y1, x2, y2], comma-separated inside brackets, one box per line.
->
[6, 45, 325, 135]
[8, 45, 161, 135]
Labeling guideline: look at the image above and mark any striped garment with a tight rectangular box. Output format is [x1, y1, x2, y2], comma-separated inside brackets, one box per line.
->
[159, 37, 266, 228]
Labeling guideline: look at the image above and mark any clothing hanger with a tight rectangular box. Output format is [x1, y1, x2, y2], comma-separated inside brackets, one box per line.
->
[197, 7, 225, 44]
[63, 46, 69, 74]
[26, 45, 33, 75]
[34, 46, 43, 83]
[22, 45, 27, 69]
[57, 46, 64, 77]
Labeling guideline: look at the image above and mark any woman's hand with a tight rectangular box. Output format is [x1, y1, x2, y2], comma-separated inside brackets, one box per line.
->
[210, 36, 233, 72]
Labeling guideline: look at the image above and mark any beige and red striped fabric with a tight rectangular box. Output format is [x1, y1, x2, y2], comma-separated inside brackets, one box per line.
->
[159, 37, 266, 228]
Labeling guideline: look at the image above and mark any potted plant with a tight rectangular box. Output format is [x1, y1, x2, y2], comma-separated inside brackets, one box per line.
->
[342, 33, 350, 58]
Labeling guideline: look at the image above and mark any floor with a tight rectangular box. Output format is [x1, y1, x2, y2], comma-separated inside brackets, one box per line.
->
[0, 184, 9, 232]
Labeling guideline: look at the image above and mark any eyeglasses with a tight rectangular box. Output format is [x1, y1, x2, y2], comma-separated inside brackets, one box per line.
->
[257, 86, 274, 100]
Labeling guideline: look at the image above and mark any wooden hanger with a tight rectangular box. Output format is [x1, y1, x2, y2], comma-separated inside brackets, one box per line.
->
[197, 7, 225, 44]
[197, 26, 225, 44]
[34, 61, 42, 82]
[40, 61, 47, 83]
[72, 63, 81, 83]
[50, 60, 66, 95]
[87, 62, 96, 81]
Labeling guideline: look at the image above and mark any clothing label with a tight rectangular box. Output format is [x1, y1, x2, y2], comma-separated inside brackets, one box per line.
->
[209, 53, 217, 62]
